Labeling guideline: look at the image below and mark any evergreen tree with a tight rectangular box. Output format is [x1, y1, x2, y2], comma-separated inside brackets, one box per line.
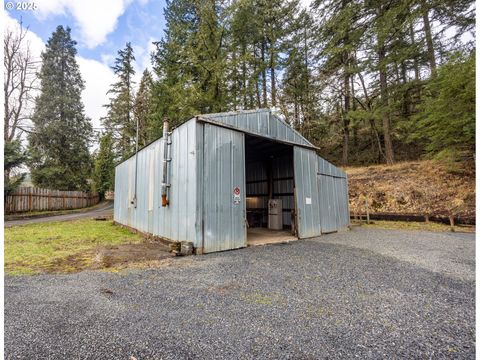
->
[103, 42, 136, 160]
[313, 0, 365, 164]
[151, 0, 203, 126]
[4, 139, 27, 198]
[93, 132, 115, 197]
[413, 51, 475, 162]
[146, 0, 474, 168]
[228, 0, 263, 109]
[28, 26, 93, 191]
[151, 0, 229, 125]
[280, 10, 317, 133]
[134, 69, 156, 145]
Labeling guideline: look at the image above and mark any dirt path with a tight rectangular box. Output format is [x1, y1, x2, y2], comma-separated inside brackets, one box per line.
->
[4, 201, 114, 227]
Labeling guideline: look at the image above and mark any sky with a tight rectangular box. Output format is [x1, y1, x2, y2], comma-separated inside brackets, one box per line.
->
[5, 0, 168, 132]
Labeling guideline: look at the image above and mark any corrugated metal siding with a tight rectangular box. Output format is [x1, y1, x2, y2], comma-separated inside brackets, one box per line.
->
[294, 147, 322, 238]
[317, 157, 350, 232]
[114, 120, 200, 246]
[272, 156, 295, 226]
[245, 155, 294, 226]
[203, 109, 313, 148]
[202, 124, 246, 253]
[114, 111, 350, 253]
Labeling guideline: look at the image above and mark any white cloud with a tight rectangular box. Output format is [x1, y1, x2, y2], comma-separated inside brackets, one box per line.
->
[101, 53, 115, 67]
[131, 37, 156, 86]
[34, 0, 134, 48]
[77, 57, 116, 129]
[5, 14, 115, 135]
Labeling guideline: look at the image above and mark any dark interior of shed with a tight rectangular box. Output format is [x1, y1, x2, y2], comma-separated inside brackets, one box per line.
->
[244, 134, 298, 246]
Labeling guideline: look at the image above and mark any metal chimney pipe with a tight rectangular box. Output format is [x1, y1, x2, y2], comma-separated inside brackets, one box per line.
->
[161, 118, 170, 207]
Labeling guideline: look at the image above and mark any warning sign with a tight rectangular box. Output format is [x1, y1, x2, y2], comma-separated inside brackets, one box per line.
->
[233, 186, 241, 204]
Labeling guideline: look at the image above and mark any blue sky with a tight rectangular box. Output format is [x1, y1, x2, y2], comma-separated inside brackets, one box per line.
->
[5, 0, 168, 130]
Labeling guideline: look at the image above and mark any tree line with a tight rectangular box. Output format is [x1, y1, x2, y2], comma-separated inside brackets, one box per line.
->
[4, 0, 475, 198]
[102, 0, 474, 169]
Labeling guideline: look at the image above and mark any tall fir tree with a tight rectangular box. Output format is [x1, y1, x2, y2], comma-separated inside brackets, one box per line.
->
[28, 26, 93, 191]
[4, 139, 27, 197]
[134, 69, 156, 145]
[93, 132, 115, 197]
[103, 42, 136, 160]
[151, 0, 202, 126]
[143, 0, 473, 168]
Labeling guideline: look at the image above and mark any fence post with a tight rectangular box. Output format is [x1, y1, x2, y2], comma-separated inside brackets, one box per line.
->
[28, 188, 32, 212]
[365, 196, 370, 224]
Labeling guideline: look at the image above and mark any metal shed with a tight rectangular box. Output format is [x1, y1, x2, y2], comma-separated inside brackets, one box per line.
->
[114, 109, 349, 254]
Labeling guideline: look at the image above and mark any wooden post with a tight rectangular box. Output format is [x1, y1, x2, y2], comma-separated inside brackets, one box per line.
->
[365, 196, 370, 224]
[28, 188, 33, 212]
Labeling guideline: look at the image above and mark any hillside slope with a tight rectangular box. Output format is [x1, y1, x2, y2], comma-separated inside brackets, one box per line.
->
[345, 161, 475, 219]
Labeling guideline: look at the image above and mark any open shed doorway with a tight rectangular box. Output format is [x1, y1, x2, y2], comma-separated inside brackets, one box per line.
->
[245, 134, 298, 246]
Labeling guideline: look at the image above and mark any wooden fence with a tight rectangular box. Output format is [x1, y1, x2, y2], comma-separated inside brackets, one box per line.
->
[5, 187, 100, 214]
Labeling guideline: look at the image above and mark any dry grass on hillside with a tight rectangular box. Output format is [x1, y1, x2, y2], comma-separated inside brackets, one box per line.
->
[345, 160, 475, 218]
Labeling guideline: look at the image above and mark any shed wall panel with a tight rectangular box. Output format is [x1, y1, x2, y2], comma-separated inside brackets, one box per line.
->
[114, 120, 200, 246]
[202, 124, 246, 253]
[316, 156, 350, 232]
[294, 147, 322, 238]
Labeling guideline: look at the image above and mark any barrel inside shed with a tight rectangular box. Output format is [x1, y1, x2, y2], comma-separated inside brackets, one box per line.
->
[244, 134, 298, 246]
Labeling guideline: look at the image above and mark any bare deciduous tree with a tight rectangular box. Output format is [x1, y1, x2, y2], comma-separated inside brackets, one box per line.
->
[4, 20, 38, 142]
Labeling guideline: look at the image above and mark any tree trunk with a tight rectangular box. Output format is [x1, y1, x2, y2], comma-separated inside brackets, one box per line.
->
[294, 94, 299, 128]
[261, 40, 267, 107]
[253, 45, 261, 108]
[342, 73, 350, 165]
[351, 75, 357, 147]
[409, 22, 420, 80]
[422, 6, 436, 76]
[242, 44, 247, 108]
[378, 44, 394, 165]
[232, 49, 238, 111]
[270, 58, 276, 107]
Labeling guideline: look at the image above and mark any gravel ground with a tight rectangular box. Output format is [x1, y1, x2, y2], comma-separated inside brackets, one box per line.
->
[5, 227, 475, 359]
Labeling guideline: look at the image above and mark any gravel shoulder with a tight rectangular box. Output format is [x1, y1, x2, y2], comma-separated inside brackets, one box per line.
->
[5, 227, 475, 359]
[315, 227, 475, 282]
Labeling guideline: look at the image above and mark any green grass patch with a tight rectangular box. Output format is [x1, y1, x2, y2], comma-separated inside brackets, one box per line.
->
[361, 220, 475, 233]
[5, 219, 143, 275]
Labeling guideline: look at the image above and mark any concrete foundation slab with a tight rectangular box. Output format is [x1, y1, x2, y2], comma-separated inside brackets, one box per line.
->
[247, 227, 297, 246]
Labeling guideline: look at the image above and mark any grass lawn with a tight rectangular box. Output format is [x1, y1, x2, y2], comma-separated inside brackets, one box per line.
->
[361, 220, 475, 233]
[5, 219, 145, 275]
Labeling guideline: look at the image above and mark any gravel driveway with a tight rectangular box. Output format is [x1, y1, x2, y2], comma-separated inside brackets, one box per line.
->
[5, 227, 475, 359]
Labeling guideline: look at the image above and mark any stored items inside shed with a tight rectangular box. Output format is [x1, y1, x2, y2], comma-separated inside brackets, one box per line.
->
[245, 134, 297, 246]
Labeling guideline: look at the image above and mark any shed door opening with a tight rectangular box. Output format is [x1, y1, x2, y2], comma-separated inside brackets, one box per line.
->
[245, 134, 298, 246]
